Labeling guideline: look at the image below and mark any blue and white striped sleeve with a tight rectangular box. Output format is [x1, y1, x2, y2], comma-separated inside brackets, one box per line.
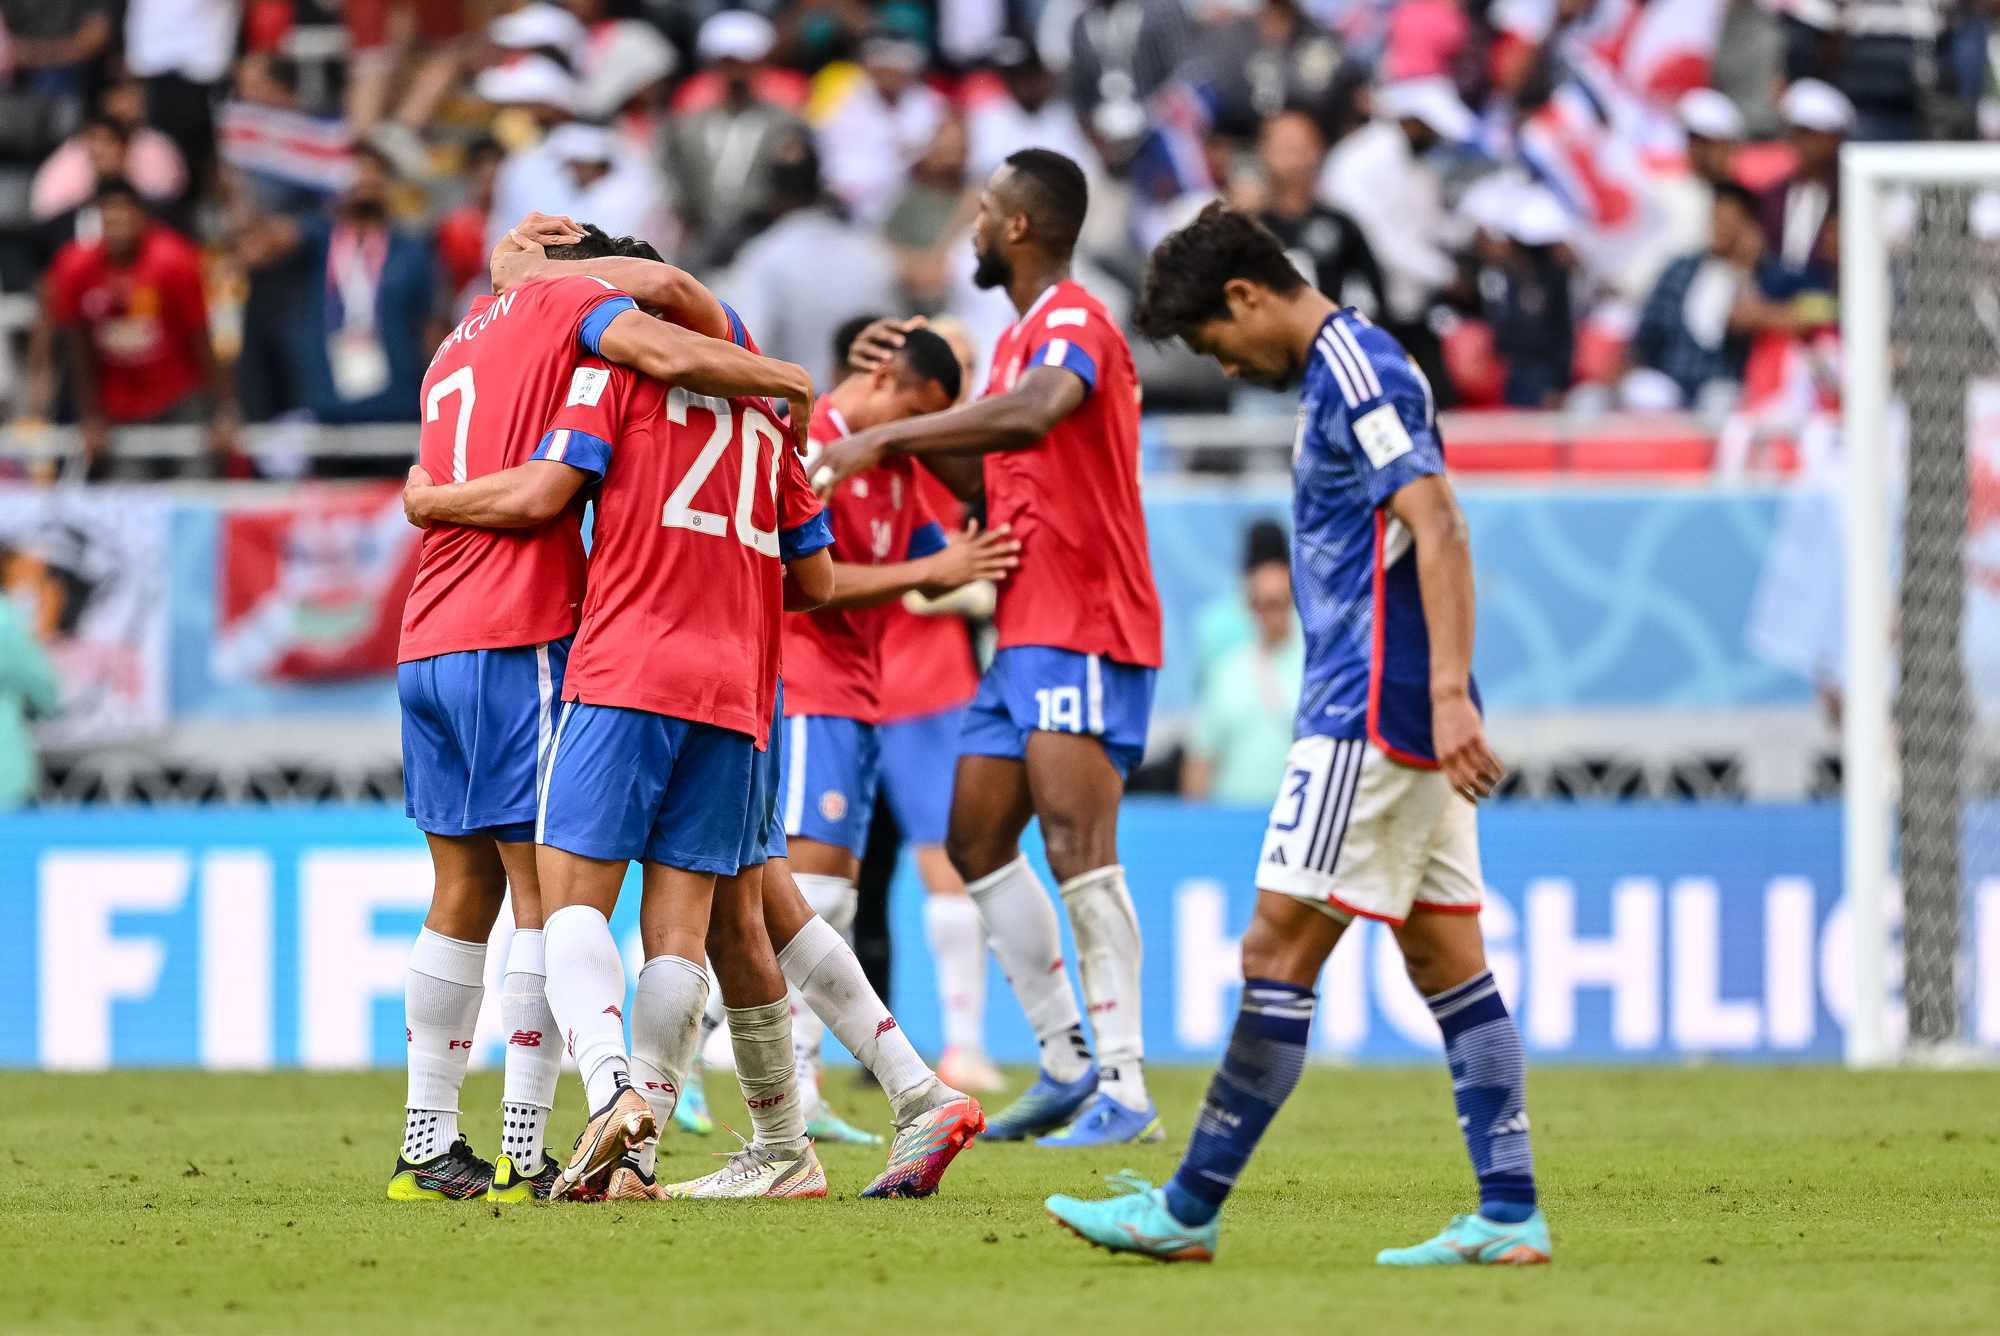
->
[1023, 336, 1098, 395]
[1314, 318, 1443, 505]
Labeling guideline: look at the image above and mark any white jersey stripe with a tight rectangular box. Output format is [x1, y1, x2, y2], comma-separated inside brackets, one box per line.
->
[1333, 320, 1383, 399]
[1322, 326, 1374, 407]
[535, 700, 574, 845]
[1085, 654, 1105, 733]
[533, 643, 554, 802]
[783, 714, 809, 835]
[1317, 335, 1361, 408]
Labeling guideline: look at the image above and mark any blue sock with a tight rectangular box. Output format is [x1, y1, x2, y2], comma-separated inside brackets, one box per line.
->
[1163, 979, 1313, 1227]
[1428, 970, 1537, 1224]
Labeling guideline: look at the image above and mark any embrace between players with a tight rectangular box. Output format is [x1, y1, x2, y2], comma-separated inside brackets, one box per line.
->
[387, 143, 1550, 1264]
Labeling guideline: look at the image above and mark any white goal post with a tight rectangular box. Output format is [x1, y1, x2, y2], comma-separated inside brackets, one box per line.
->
[1840, 142, 2000, 1068]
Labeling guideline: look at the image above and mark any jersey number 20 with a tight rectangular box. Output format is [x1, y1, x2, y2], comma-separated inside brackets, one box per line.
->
[661, 387, 782, 557]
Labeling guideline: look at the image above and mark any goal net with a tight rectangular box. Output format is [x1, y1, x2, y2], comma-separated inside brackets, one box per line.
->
[1842, 144, 2000, 1066]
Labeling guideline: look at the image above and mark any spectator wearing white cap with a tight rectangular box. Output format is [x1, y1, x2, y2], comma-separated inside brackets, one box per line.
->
[1648, 87, 1747, 267]
[667, 10, 809, 265]
[1755, 78, 1850, 287]
[544, 122, 672, 255]
[564, 0, 679, 132]
[1320, 78, 1472, 400]
[478, 55, 586, 249]
[1481, 185, 1576, 408]
[818, 19, 950, 227]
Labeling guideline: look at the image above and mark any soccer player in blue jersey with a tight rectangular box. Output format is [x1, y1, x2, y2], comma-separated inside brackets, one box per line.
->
[1046, 204, 1547, 1266]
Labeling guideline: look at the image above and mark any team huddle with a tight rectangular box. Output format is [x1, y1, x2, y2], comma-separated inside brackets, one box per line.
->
[387, 145, 1551, 1264]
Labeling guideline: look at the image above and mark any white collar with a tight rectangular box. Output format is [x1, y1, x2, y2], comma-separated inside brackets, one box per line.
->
[1018, 283, 1061, 325]
[825, 406, 852, 439]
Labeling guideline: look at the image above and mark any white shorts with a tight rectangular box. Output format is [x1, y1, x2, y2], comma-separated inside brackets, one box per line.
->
[1254, 735, 1483, 925]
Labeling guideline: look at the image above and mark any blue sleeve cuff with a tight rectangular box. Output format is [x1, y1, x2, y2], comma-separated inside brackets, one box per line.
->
[905, 521, 947, 560]
[578, 295, 638, 355]
[532, 428, 614, 482]
[780, 509, 834, 561]
[1027, 338, 1098, 395]
[720, 300, 749, 348]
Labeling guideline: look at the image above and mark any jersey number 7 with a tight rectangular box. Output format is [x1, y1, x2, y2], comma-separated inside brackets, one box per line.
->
[662, 387, 783, 557]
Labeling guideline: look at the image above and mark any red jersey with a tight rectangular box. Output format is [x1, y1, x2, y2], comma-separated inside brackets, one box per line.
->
[543, 358, 827, 742]
[398, 275, 636, 662]
[878, 465, 980, 723]
[46, 223, 209, 423]
[982, 281, 1162, 667]
[783, 402, 946, 723]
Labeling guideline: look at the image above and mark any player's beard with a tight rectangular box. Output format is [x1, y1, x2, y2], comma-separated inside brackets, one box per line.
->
[971, 237, 1011, 291]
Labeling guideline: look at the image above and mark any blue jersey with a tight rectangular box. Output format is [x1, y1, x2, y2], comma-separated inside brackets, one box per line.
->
[1292, 309, 1479, 766]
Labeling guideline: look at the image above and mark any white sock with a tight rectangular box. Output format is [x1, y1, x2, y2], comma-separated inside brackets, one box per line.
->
[403, 928, 485, 1161]
[1060, 864, 1148, 1110]
[699, 969, 729, 1068]
[499, 929, 559, 1172]
[965, 855, 1091, 1082]
[788, 984, 824, 1111]
[788, 874, 855, 1106]
[924, 893, 988, 1054]
[793, 872, 858, 934]
[727, 998, 808, 1149]
[778, 916, 941, 1121]
[543, 905, 630, 1110]
[629, 954, 708, 1160]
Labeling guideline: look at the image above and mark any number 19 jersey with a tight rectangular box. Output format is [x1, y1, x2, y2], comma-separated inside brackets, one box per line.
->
[536, 359, 826, 742]
[398, 275, 635, 662]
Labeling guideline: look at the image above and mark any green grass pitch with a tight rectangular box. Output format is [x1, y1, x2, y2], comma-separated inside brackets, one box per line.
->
[3, 1065, 1996, 1335]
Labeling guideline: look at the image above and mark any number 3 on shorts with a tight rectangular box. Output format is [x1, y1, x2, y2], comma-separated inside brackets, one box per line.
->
[1035, 686, 1083, 733]
[1272, 767, 1312, 832]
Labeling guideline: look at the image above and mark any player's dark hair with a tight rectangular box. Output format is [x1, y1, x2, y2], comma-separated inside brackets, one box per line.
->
[1135, 201, 1306, 341]
[1712, 181, 1760, 220]
[610, 235, 663, 261]
[1244, 519, 1289, 572]
[1003, 148, 1087, 250]
[544, 222, 620, 261]
[892, 326, 962, 403]
[94, 175, 144, 208]
[833, 312, 885, 371]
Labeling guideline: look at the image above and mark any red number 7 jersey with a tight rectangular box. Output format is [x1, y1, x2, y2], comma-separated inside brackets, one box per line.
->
[537, 358, 826, 742]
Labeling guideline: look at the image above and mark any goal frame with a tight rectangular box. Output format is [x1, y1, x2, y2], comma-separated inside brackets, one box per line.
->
[1840, 142, 2000, 1067]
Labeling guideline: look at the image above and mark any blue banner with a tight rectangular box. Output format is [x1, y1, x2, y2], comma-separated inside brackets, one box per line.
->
[7, 799, 1989, 1070]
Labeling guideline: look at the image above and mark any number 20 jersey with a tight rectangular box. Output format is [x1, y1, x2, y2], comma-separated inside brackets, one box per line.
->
[536, 357, 825, 743]
[398, 275, 635, 663]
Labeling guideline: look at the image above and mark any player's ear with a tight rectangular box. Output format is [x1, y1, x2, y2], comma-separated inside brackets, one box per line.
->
[1222, 277, 1259, 318]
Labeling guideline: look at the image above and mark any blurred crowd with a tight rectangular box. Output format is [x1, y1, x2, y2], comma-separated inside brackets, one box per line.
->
[0, 0, 1974, 478]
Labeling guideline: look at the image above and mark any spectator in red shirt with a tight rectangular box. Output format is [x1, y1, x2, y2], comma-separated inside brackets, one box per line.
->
[44, 178, 239, 477]
[433, 135, 504, 313]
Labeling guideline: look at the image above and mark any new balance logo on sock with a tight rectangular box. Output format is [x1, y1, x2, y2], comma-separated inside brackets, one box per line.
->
[874, 1017, 899, 1039]
[602, 1005, 623, 1020]
[1089, 1000, 1118, 1014]
[509, 1030, 542, 1047]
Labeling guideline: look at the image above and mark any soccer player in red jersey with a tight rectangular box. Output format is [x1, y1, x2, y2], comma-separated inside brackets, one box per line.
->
[393, 221, 820, 1202]
[775, 326, 1019, 1147]
[810, 149, 1168, 1147]
[406, 248, 840, 1200]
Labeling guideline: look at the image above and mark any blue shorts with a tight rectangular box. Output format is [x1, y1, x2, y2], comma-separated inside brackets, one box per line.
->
[536, 700, 754, 873]
[960, 645, 1156, 779]
[876, 705, 966, 846]
[399, 638, 568, 842]
[740, 681, 786, 868]
[780, 713, 881, 857]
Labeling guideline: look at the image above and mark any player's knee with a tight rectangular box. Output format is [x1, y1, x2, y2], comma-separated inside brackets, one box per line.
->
[1036, 811, 1116, 880]
[945, 827, 1008, 882]
[1402, 941, 1486, 997]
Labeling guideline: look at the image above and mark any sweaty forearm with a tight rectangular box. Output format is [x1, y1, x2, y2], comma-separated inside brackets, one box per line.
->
[874, 390, 1054, 459]
[819, 557, 946, 611]
[1411, 511, 1477, 699]
[414, 469, 574, 529]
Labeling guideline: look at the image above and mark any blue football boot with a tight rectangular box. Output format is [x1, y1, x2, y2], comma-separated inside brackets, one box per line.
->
[1035, 1091, 1164, 1147]
[1046, 1172, 1217, 1263]
[977, 1064, 1098, 1141]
